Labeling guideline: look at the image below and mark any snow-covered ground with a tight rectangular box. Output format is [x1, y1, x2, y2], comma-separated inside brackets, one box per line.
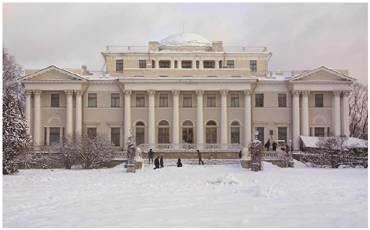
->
[3, 160, 368, 228]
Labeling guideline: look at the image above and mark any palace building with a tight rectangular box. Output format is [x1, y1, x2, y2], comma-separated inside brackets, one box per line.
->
[22, 33, 354, 156]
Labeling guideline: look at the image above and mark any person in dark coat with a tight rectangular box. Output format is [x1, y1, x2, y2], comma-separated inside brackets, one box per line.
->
[264, 140, 270, 151]
[159, 156, 164, 168]
[154, 156, 160, 169]
[177, 158, 182, 167]
[272, 142, 277, 151]
[197, 150, 204, 165]
[148, 149, 154, 164]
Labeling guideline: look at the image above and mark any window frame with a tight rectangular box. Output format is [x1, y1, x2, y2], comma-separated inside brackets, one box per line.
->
[181, 60, 192, 69]
[278, 93, 287, 107]
[203, 60, 215, 69]
[87, 93, 97, 108]
[315, 94, 324, 107]
[139, 60, 147, 69]
[250, 60, 257, 72]
[159, 60, 171, 68]
[50, 93, 60, 107]
[182, 95, 192, 108]
[87, 127, 97, 139]
[116, 59, 124, 72]
[111, 127, 121, 146]
[206, 94, 216, 107]
[136, 94, 145, 107]
[230, 94, 240, 108]
[255, 93, 264, 107]
[278, 127, 288, 143]
[111, 93, 120, 108]
[314, 127, 325, 137]
[49, 127, 61, 145]
[159, 94, 169, 107]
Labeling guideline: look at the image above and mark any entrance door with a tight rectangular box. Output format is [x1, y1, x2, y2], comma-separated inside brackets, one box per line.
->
[182, 128, 194, 144]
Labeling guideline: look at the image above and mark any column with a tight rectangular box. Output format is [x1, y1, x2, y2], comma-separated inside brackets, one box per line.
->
[243, 90, 252, 150]
[192, 59, 196, 69]
[75, 90, 82, 138]
[25, 90, 32, 135]
[341, 91, 350, 137]
[292, 91, 300, 150]
[333, 91, 341, 136]
[33, 90, 41, 147]
[124, 90, 131, 147]
[199, 59, 203, 69]
[172, 90, 180, 148]
[196, 90, 204, 148]
[65, 90, 74, 141]
[46, 127, 50, 146]
[220, 90, 228, 146]
[148, 90, 156, 148]
[301, 91, 309, 136]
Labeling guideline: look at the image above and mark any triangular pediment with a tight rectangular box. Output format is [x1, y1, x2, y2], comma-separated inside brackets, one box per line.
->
[290, 66, 355, 82]
[22, 65, 86, 82]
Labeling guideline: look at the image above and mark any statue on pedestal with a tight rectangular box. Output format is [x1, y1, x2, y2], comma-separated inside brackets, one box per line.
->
[126, 129, 143, 173]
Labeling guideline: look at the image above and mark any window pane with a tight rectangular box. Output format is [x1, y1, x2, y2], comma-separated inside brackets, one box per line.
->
[159, 94, 169, 107]
[136, 127, 145, 145]
[116, 59, 124, 72]
[183, 95, 192, 108]
[231, 127, 240, 144]
[49, 127, 60, 145]
[203, 60, 215, 69]
[250, 60, 257, 72]
[111, 128, 120, 146]
[181, 60, 192, 69]
[278, 94, 287, 107]
[278, 127, 287, 143]
[136, 95, 145, 107]
[158, 128, 170, 143]
[111, 93, 120, 107]
[255, 93, 264, 107]
[314, 127, 325, 137]
[51, 94, 60, 107]
[206, 127, 217, 143]
[159, 60, 170, 68]
[88, 93, 97, 107]
[315, 94, 324, 107]
[226, 60, 235, 68]
[87, 128, 97, 139]
[207, 95, 216, 107]
[231, 95, 240, 107]
[139, 60, 146, 68]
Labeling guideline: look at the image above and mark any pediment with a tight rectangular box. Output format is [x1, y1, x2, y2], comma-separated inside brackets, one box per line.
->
[290, 66, 354, 82]
[22, 65, 86, 82]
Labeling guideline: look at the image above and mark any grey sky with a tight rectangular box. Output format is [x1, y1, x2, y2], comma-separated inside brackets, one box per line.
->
[3, 3, 368, 83]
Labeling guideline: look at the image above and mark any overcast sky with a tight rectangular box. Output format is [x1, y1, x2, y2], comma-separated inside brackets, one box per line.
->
[3, 3, 368, 84]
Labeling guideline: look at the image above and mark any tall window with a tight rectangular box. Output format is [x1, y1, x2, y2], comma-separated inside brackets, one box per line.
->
[159, 60, 170, 68]
[183, 95, 192, 108]
[181, 60, 192, 69]
[278, 94, 287, 107]
[135, 122, 145, 145]
[206, 120, 217, 144]
[203, 60, 215, 69]
[49, 127, 60, 145]
[87, 128, 97, 139]
[255, 93, 264, 107]
[230, 95, 240, 107]
[230, 121, 240, 144]
[226, 60, 235, 68]
[152, 60, 155, 68]
[111, 128, 120, 146]
[51, 94, 60, 107]
[139, 60, 147, 68]
[256, 127, 264, 144]
[207, 95, 216, 107]
[158, 120, 170, 144]
[88, 93, 97, 107]
[250, 60, 257, 72]
[278, 127, 288, 143]
[314, 127, 325, 137]
[196, 60, 199, 69]
[218, 60, 222, 68]
[111, 93, 120, 108]
[315, 94, 324, 107]
[159, 94, 169, 107]
[116, 59, 124, 72]
[136, 95, 145, 107]
[182, 120, 194, 143]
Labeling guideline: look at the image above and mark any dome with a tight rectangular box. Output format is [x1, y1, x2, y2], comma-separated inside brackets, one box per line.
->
[159, 33, 212, 51]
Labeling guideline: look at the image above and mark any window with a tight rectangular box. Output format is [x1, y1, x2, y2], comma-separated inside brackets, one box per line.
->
[49, 127, 60, 145]
[314, 127, 325, 137]
[231, 95, 240, 107]
[88, 93, 97, 107]
[183, 95, 192, 108]
[206, 120, 217, 144]
[182, 120, 194, 143]
[136, 95, 145, 107]
[111, 93, 120, 108]
[250, 60, 257, 72]
[159, 60, 170, 68]
[111, 128, 120, 146]
[207, 95, 216, 107]
[51, 94, 60, 107]
[139, 60, 147, 68]
[158, 120, 170, 144]
[278, 94, 287, 107]
[116, 59, 124, 72]
[87, 128, 97, 139]
[181, 60, 192, 69]
[278, 127, 288, 143]
[203, 60, 215, 69]
[230, 121, 240, 144]
[256, 127, 264, 144]
[315, 94, 324, 107]
[255, 93, 264, 107]
[226, 60, 235, 68]
[159, 94, 169, 107]
[152, 60, 155, 68]
[135, 121, 145, 145]
[196, 61, 199, 69]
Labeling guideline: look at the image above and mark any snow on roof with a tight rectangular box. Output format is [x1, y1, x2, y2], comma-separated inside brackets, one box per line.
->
[300, 136, 368, 149]
[160, 33, 211, 48]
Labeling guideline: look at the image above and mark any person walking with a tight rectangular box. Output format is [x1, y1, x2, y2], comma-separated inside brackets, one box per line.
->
[148, 149, 154, 164]
[272, 142, 277, 151]
[264, 139, 270, 151]
[197, 149, 204, 165]
[177, 158, 182, 167]
[154, 156, 160, 169]
[159, 155, 164, 168]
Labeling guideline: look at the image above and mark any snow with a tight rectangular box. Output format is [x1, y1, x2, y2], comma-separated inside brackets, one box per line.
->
[300, 135, 368, 149]
[3, 160, 367, 228]
[160, 33, 212, 47]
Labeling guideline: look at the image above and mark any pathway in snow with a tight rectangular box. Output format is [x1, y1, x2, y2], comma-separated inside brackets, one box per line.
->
[3, 162, 367, 227]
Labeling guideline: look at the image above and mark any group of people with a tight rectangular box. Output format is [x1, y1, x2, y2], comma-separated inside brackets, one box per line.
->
[264, 139, 278, 151]
[146, 149, 205, 169]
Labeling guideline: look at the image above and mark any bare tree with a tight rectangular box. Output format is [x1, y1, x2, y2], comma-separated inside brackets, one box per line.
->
[349, 82, 368, 139]
[79, 135, 114, 169]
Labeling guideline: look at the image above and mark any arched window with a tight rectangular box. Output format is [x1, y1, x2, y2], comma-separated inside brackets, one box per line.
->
[230, 121, 240, 144]
[182, 120, 194, 143]
[135, 121, 145, 145]
[158, 120, 170, 144]
[182, 120, 193, 127]
[206, 120, 217, 144]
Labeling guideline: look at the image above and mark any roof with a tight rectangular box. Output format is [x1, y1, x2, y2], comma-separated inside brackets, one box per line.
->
[22, 65, 86, 81]
[159, 33, 212, 48]
[290, 66, 355, 82]
[300, 136, 368, 149]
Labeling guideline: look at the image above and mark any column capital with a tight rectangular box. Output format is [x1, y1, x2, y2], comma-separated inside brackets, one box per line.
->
[33, 90, 42, 95]
[26, 90, 33, 95]
[124, 90, 132, 95]
[74, 90, 82, 95]
[292, 90, 301, 96]
[196, 90, 204, 95]
[64, 90, 74, 95]
[342, 90, 350, 97]
[172, 90, 180, 96]
[333, 90, 341, 96]
[147, 89, 156, 96]
[301, 90, 310, 96]
[243, 90, 251, 95]
[220, 89, 228, 96]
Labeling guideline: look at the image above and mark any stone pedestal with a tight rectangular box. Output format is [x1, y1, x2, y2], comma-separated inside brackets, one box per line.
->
[126, 160, 136, 173]
[135, 161, 143, 169]
[241, 159, 252, 169]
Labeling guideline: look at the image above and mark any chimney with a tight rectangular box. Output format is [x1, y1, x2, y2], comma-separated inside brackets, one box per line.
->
[212, 41, 224, 52]
[80, 65, 88, 76]
[148, 41, 159, 52]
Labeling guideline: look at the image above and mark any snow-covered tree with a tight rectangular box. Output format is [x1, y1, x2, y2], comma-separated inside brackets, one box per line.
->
[249, 140, 263, 171]
[55, 137, 81, 169]
[349, 82, 368, 139]
[79, 135, 114, 169]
